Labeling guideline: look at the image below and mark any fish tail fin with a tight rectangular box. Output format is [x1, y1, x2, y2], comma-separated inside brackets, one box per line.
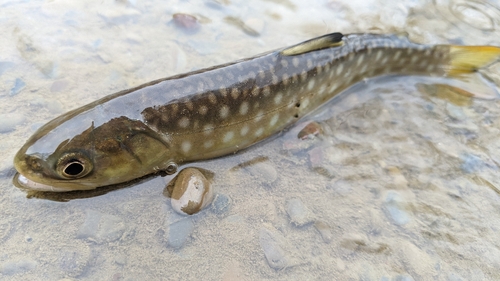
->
[447, 46, 500, 76]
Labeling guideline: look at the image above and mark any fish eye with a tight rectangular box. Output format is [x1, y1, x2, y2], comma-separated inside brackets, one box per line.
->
[56, 152, 93, 179]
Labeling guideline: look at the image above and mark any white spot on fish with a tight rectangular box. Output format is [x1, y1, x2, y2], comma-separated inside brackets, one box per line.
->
[181, 141, 191, 153]
[356, 54, 365, 66]
[360, 64, 368, 74]
[307, 59, 313, 69]
[336, 64, 344, 75]
[204, 140, 214, 148]
[307, 79, 315, 91]
[262, 86, 271, 96]
[239, 101, 249, 115]
[292, 57, 300, 68]
[178, 117, 190, 128]
[318, 84, 327, 95]
[248, 71, 256, 80]
[300, 72, 307, 82]
[269, 114, 279, 127]
[274, 93, 283, 105]
[410, 56, 418, 64]
[330, 82, 338, 93]
[258, 70, 266, 79]
[219, 105, 229, 119]
[302, 98, 310, 109]
[203, 124, 215, 135]
[231, 88, 239, 99]
[208, 93, 217, 104]
[255, 127, 264, 137]
[198, 105, 208, 115]
[375, 50, 383, 61]
[223, 131, 234, 143]
[254, 111, 264, 122]
[394, 50, 402, 60]
[282, 74, 290, 86]
[316, 65, 322, 75]
[272, 75, 279, 85]
[240, 125, 249, 136]
[281, 60, 288, 68]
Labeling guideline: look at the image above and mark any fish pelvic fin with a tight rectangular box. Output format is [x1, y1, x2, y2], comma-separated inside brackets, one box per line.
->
[447, 45, 500, 76]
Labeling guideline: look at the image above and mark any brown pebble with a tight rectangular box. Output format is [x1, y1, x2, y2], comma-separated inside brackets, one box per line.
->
[297, 121, 322, 140]
[173, 13, 200, 30]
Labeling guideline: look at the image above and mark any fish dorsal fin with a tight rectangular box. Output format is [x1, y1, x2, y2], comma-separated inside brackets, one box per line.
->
[281, 32, 344, 56]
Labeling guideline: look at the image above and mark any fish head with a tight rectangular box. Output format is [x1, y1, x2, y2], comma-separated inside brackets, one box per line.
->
[14, 110, 175, 192]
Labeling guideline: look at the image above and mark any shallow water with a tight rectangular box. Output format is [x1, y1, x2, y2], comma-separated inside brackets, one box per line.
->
[2, 0, 500, 280]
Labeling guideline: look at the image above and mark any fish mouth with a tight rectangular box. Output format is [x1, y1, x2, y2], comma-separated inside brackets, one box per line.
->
[13, 173, 70, 192]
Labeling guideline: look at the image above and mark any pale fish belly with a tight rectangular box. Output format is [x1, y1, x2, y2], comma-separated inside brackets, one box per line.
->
[141, 34, 450, 163]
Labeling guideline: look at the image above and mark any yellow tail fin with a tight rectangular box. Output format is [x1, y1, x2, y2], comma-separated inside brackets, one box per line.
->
[448, 46, 500, 76]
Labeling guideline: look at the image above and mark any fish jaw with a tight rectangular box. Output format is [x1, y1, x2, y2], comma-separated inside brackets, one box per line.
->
[14, 174, 73, 192]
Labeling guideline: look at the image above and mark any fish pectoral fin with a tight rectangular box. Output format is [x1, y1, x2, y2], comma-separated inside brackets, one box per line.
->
[447, 45, 500, 76]
[280, 32, 344, 56]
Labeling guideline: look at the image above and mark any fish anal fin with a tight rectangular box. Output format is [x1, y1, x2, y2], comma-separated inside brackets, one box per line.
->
[281, 32, 344, 56]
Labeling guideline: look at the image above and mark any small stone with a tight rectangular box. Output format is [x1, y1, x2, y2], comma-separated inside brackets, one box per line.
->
[297, 121, 322, 139]
[259, 226, 296, 270]
[167, 168, 214, 215]
[211, 193, 231, 215]
[0, 259, 37, 275]
[386, 166, 408, 189]
[77, 210, 126, 243]
[461, 154, 489, 173]
[167, 218, 194, 249]
[172, 13, 200, 31]
[0, 221, 12, 242]
[314, 221, 333, 243]
[0, 61, 14, 76]
[245, 162, 278, 185]
[326, 179, 352, 195]
[10, 78, 25, 96]
[383, 191, 410, 225]
[446, 103, 467, 121]
[58, 243, 91, 277]
[50, 79, 69, 93]
[286, 198, 313, 227]
[114, 253, 127, 266]
[0, 113, 25, 133]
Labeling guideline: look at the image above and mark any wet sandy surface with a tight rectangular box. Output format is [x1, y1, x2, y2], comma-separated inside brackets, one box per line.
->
[1, 0, 500, 280]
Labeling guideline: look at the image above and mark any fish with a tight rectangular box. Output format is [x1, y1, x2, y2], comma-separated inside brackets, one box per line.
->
[13, 32, 500, 192]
